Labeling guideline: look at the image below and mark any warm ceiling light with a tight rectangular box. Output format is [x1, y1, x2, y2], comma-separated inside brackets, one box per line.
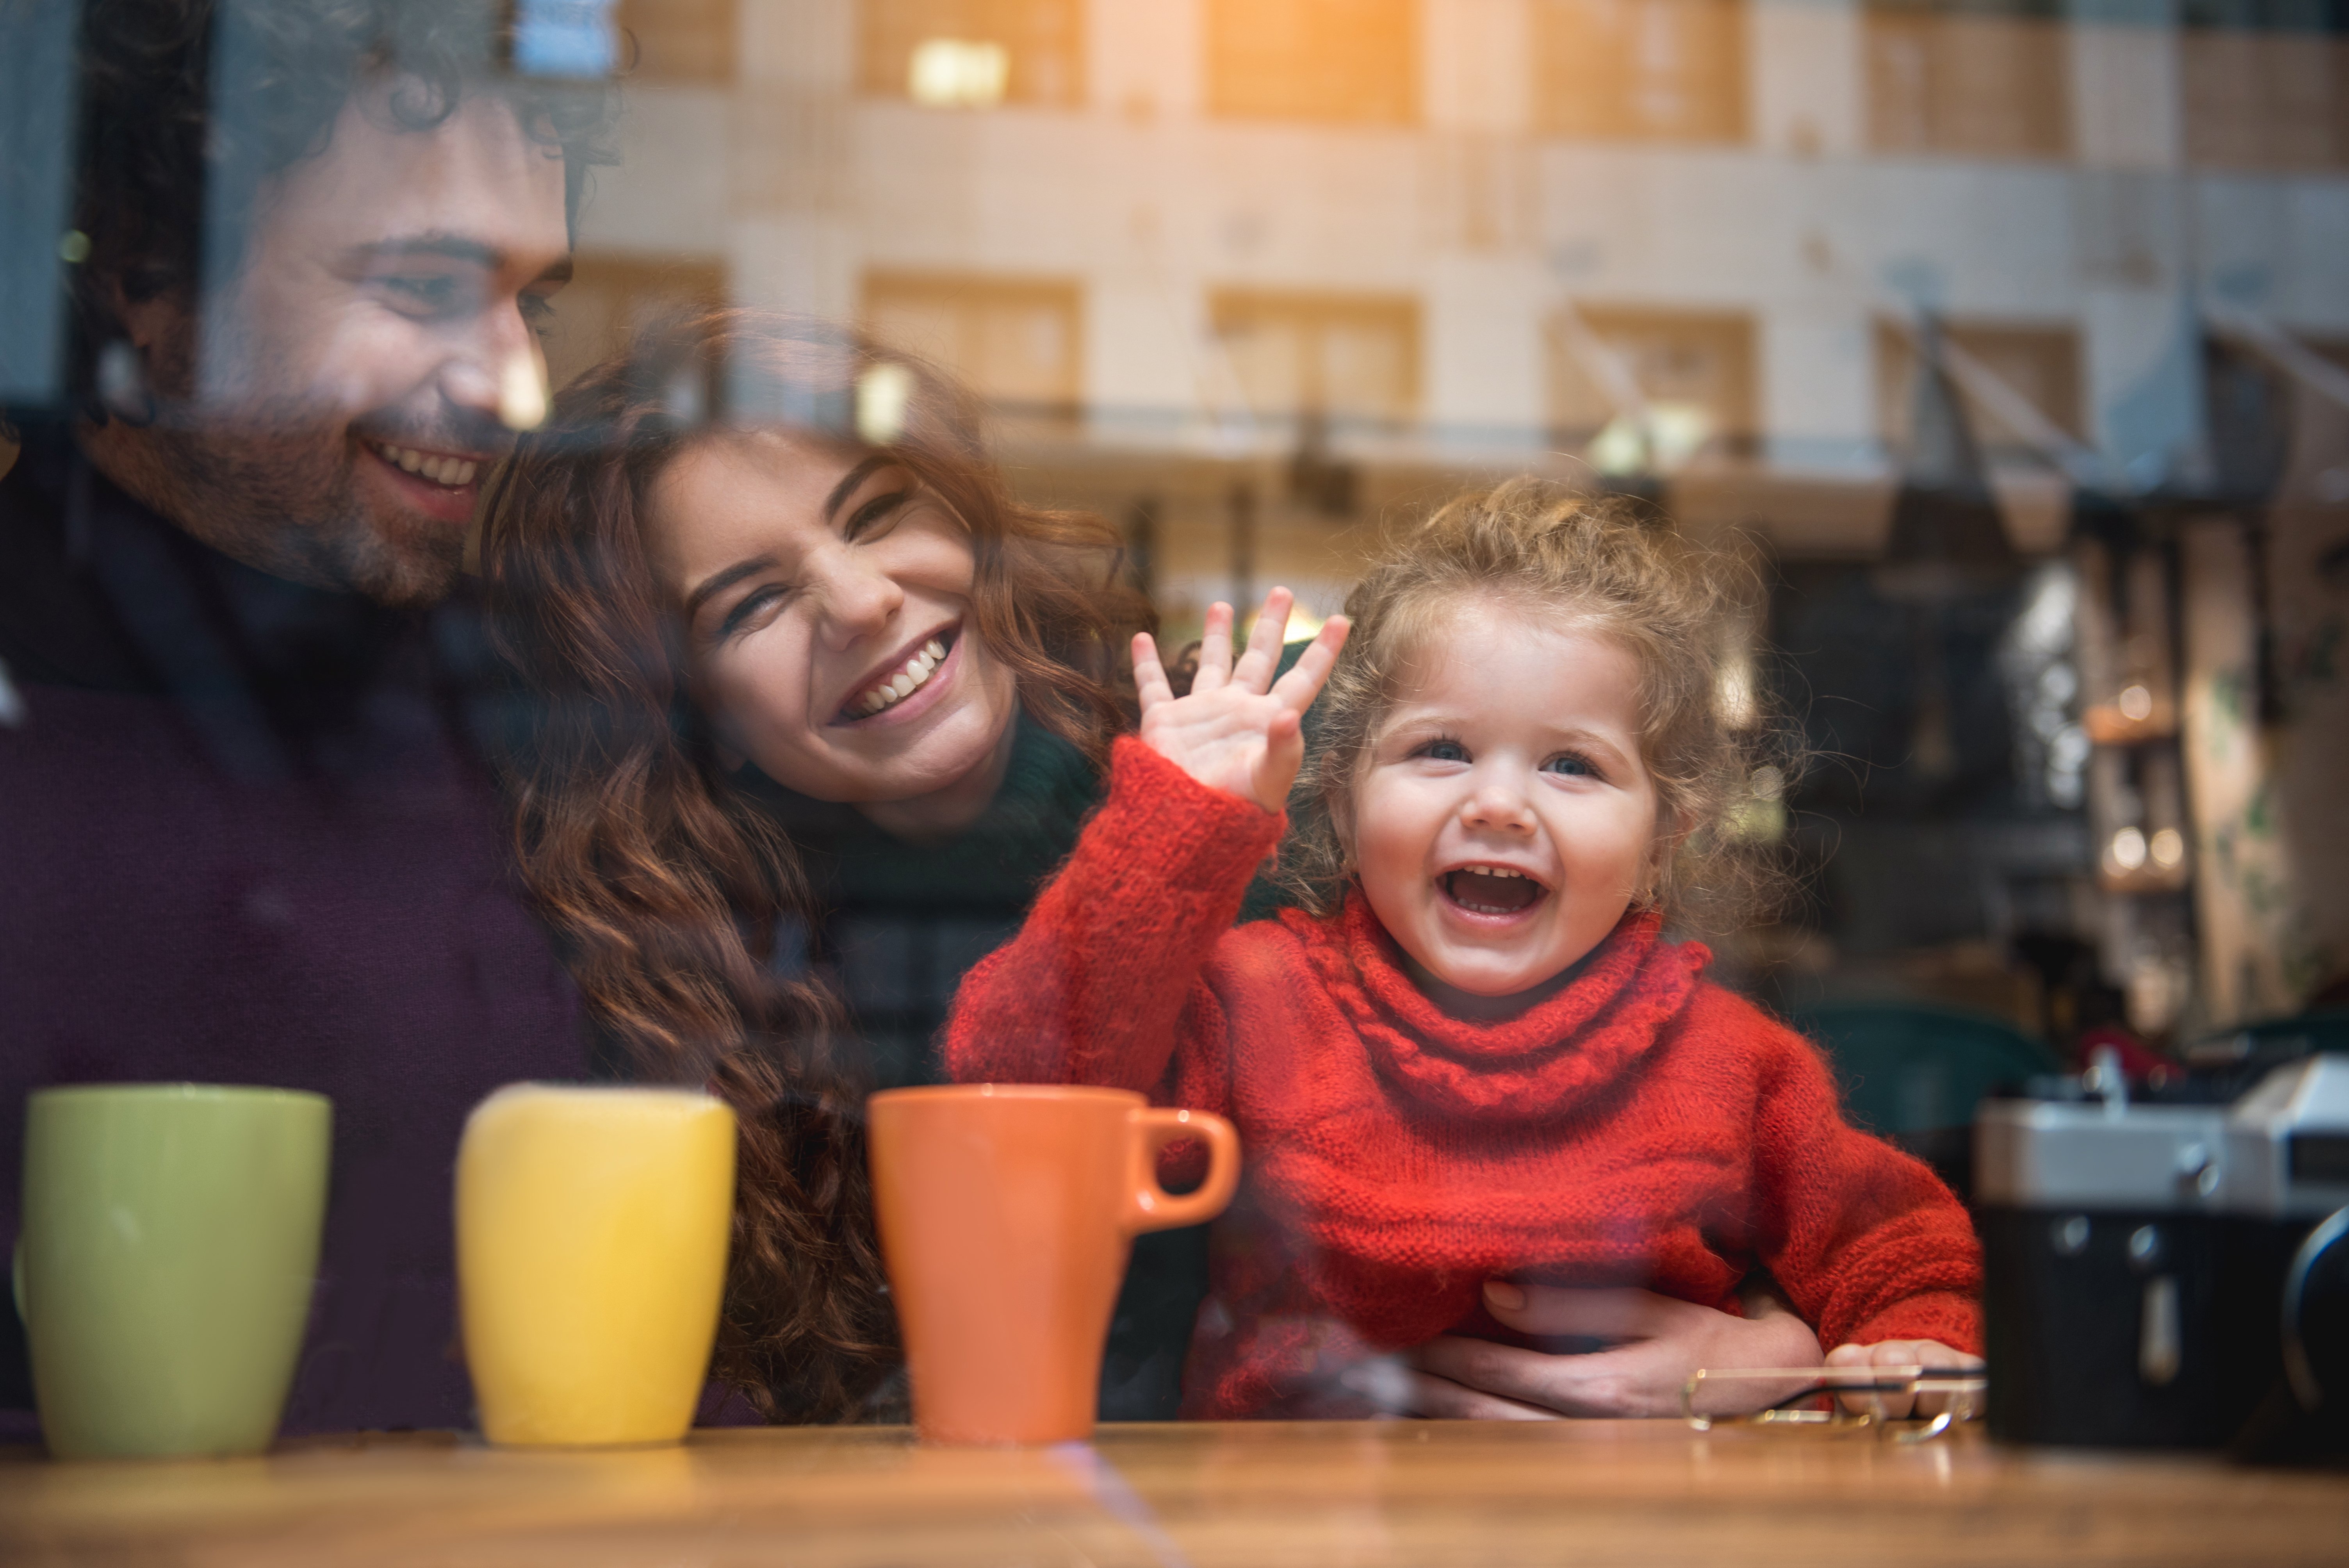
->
[2110, 826, 2148, 872]
[909, 38, 1009, 108]
[856, 362, 915, 445]
[499, 353, 549, 431]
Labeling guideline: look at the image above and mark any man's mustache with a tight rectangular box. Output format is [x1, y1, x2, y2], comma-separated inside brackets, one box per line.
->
[124, 396, 517, 463]
[349, 408, 515, 461]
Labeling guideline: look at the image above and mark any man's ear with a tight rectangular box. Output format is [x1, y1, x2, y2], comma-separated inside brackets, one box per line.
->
[96, 264, 191, 356]
[93, 271, 196, 412]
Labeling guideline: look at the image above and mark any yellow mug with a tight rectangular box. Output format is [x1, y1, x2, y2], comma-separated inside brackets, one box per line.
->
[456, 1084, 736, 1447]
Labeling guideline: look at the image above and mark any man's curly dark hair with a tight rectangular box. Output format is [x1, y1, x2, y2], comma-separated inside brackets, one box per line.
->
[49, 0, 617, 404]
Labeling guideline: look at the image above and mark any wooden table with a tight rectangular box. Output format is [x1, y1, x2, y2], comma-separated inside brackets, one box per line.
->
[5, 1420, 2346, 1567]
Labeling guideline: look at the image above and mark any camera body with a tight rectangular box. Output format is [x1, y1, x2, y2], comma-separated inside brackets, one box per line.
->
[1975, 1053, 2349, 1448]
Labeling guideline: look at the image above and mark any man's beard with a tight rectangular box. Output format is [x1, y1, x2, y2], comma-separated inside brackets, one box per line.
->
[135, 409, 467, 608]
[102, 312, 494, 609]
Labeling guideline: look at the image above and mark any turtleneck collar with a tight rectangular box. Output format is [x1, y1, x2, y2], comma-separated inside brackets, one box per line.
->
[0, 423, 441, 782]
[1281, 894, 1711, 1121]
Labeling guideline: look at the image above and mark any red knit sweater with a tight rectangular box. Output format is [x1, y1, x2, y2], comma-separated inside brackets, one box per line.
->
[945, 740, 1983, 1419]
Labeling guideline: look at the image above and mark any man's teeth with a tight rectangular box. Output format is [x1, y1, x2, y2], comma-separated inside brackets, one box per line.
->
[371, 442, 478, 488]
[855, 638, 948, 716]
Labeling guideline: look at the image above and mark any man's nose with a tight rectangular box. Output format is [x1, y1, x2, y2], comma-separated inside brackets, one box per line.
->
[1460, 779, 1537, 835]
[812, 553, 905, 651]
[437, 302, 547, 435]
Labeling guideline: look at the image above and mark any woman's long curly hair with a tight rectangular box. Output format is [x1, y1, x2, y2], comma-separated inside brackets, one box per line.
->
[1277, 479, 1797, 937]
[478, 308, 1151, 1421]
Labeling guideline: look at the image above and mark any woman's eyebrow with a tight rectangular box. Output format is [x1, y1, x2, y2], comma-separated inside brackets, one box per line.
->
[822, 455, 893, 522]
[685, 555, 776, 619]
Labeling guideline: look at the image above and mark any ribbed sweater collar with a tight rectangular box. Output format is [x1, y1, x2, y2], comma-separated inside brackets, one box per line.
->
[1283, 895, 1711, 1121]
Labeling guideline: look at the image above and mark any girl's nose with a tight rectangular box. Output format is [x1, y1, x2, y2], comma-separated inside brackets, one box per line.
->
[812, 553, 905, 650]
[1460, 782, 1536, 835]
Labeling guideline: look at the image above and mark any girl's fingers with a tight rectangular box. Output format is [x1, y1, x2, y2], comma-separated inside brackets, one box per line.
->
[1194, 602, 1234, 693]
[1271, 614, 1350, 712]
[1408, 1333, 1670, 1417]
[1229, 587, 1294, 693]
[1384, 1367, 1561, 1422]
[1132, 631, 1173, 714]
[1478, 1281, 1682, 1342]
[1251, 707, 1303, 808]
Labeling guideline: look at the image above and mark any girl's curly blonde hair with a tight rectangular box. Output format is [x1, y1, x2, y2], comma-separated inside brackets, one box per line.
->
[1279, 478, 1795, 937]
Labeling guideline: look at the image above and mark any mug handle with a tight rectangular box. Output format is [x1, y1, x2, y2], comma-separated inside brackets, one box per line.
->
[1123, 1107, 1240, 1235]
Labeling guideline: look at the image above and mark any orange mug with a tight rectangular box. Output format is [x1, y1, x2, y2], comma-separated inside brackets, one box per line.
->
[868, 1084, 1240, 1445]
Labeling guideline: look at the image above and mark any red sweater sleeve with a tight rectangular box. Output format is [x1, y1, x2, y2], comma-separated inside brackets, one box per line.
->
[941, 738, 1282, 1106]
[1738, 1002, 1984, 1354]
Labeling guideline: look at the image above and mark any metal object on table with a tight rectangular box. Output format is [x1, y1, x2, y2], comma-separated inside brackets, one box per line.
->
[1682, 1365, 1986, 1443]
[1975, 1051, 2349, 1450]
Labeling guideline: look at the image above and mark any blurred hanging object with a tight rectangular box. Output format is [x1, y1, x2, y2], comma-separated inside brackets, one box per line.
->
[1877, 317, 2019, 784]
[1875, 316, 2020, 603]
[1286, 411, 1358, 517]
[1227, 481, 1256, 624]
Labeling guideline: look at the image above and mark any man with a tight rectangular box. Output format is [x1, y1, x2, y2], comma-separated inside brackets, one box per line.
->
[0, 0, 614, 1434]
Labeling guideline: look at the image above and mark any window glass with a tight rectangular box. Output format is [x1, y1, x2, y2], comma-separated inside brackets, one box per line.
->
[7, 0, 2349, 1447]
[1206, 0, 1418, 123]
[1531, 0, 1747, 142]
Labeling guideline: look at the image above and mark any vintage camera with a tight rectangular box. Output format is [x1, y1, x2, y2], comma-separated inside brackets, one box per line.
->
[1976, 1052, 2349, 1451]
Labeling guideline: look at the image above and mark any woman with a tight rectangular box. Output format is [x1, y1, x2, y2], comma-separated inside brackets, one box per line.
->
[480, 309, 1820, 1423]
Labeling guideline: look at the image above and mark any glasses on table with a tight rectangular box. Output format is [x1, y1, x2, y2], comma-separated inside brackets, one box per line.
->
[1681, 1365, 1987, 1443]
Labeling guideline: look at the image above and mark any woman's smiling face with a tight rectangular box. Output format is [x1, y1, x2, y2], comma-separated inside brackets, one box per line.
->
[647, 432, 1020, 826]
[1347, 604, 1662, 1007]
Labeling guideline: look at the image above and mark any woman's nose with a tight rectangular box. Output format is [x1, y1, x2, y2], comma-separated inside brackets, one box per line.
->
[1460, 782, 1536, 834]
[811, 554, 905, 650]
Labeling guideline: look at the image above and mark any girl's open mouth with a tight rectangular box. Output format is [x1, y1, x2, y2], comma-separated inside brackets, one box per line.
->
[1437, 866, 1550, 918]
[839, 625, 959, 722]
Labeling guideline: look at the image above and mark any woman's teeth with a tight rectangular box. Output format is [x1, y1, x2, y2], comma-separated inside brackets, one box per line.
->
[370, 441, 478, 488]
[855, 638, 948, 716]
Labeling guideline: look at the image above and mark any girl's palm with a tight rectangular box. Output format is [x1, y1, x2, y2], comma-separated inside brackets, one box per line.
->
[1134, 589, 1348, 813]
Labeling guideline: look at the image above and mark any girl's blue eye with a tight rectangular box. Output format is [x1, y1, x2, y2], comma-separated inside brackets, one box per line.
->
[1543, 753, 1596, 777]
[1420, 739, 1468, 763]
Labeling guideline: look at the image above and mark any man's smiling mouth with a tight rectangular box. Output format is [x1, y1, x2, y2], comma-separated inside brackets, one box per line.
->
[365, 439, 480, 489]
[1438, 865, 1549, 916]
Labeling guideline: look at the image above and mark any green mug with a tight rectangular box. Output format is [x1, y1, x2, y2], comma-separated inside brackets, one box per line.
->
[16, 1083, 332, 1460]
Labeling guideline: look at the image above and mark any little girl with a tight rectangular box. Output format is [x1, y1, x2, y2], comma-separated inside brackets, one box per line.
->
[944, 481, 1983, 1420]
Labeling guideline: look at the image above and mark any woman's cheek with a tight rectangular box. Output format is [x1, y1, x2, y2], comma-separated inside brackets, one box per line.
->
[709, 637, 813, 758]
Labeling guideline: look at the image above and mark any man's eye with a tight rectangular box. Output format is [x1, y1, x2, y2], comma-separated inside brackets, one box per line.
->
[519, 292, 558, 335]
[377, 272, 477, 319]
[1543, 752, 1597, 778]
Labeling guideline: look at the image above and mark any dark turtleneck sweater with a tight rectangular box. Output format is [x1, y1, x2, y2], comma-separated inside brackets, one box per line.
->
[0, 426, 586, 1438]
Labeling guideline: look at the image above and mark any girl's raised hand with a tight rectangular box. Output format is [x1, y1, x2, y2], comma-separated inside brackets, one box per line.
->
[1132, 588, 1349, 813]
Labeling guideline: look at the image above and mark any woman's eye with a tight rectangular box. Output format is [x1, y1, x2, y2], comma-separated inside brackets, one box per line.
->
[716, 585, 789, 640]
[1543, 752, 1597, 778]
[842, 488, 912, 542]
